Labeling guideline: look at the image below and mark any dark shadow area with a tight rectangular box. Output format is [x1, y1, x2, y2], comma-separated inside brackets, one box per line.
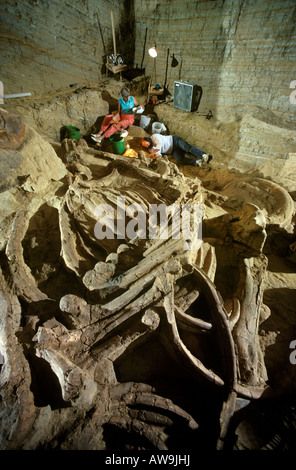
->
[22, 204, 61, 279]
[264, 228, 296, 273]
[103, 423, 158, 450]
[209, 244, 240, 302]
[18, 298, 59, 325]
[60, 125, 68, 142]
[21, 203, 87, 300]
[100, 55, 107, 76]
[194, 85, 203, 112]
[225, 394, 296, 450]
[122, 67, 146, 81]
[82, 90, 119, 146]
[113, 329, 222, 450]
[103, 411, 200, 451]
[28, 354, 70, 409]
[101, 90, 119, 114]
[119, 0, 135, 68]
[260, 287, 296, 391]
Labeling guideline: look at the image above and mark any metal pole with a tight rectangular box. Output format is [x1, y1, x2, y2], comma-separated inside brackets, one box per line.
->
[3, 93, 31, 99]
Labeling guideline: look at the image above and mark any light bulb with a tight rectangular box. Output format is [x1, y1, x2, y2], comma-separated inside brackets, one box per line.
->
[148, 46, 157, 58]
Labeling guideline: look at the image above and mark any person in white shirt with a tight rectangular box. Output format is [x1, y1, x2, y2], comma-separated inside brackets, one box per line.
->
[149, 134, 212, 166]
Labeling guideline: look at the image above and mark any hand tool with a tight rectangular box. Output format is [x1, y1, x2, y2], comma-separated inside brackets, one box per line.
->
[196, 110, 213, 120]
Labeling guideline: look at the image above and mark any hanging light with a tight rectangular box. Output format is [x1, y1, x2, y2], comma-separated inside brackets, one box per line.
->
[148, 44, 158, 58]
[148, 44, 158, 86]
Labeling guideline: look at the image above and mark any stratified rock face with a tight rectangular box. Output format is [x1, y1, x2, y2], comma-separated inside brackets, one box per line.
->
[0, 109, 67, 191]
[1, 1, 295, 122]
[0, 1, 134, 94]
[134, 0, 296, 120]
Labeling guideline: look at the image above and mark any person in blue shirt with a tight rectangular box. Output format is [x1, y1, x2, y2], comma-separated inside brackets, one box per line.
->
[91, 87, 144, 144]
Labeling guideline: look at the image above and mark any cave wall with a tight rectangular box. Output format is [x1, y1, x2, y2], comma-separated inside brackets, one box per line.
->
[1, 0, 296, 120]
[134, 0, 296, 120]
[0, 0, 134, 94]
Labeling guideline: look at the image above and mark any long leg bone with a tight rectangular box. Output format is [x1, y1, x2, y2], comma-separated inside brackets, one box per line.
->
[5, 211, 48, 302]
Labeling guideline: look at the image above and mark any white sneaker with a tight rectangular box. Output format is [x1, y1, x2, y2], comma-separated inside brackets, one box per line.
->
[201, 154, 213, 163]
[91, 135, 102, 143]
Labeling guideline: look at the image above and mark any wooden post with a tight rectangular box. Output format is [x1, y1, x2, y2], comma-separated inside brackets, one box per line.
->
[111, 10, 117, 58]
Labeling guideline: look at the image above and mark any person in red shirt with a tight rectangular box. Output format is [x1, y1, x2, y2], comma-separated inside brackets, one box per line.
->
[91, 87, 144, 145]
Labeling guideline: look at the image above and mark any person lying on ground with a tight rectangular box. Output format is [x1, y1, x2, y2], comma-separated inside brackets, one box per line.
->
[91, 87, 144, 145]
[146, 134, 212, 166]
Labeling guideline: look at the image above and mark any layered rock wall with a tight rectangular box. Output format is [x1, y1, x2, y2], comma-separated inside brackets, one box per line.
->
[0, 0, 134, 94]
[2, 0, 296, 121]
[134, 0, 296, 120]
[1, 1, 295, 120]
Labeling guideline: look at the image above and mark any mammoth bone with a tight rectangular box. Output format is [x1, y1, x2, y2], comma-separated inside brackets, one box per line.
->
[1, 138, 279, 450]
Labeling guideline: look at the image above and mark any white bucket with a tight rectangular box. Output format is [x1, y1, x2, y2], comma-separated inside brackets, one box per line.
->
[140, 115, 151, 129]
[152, 122, 166, 134]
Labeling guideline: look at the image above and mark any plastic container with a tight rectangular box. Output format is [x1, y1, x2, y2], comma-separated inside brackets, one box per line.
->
[133, 106, 144, 114]
[66, 125, 80, 140]
[140, 115, 151, 129]
[152, 122, 166, 134]
[110, 133, 125, 154]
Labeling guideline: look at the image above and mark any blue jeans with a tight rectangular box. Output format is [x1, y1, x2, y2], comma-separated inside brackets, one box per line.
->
[172, 136, 204, 165]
